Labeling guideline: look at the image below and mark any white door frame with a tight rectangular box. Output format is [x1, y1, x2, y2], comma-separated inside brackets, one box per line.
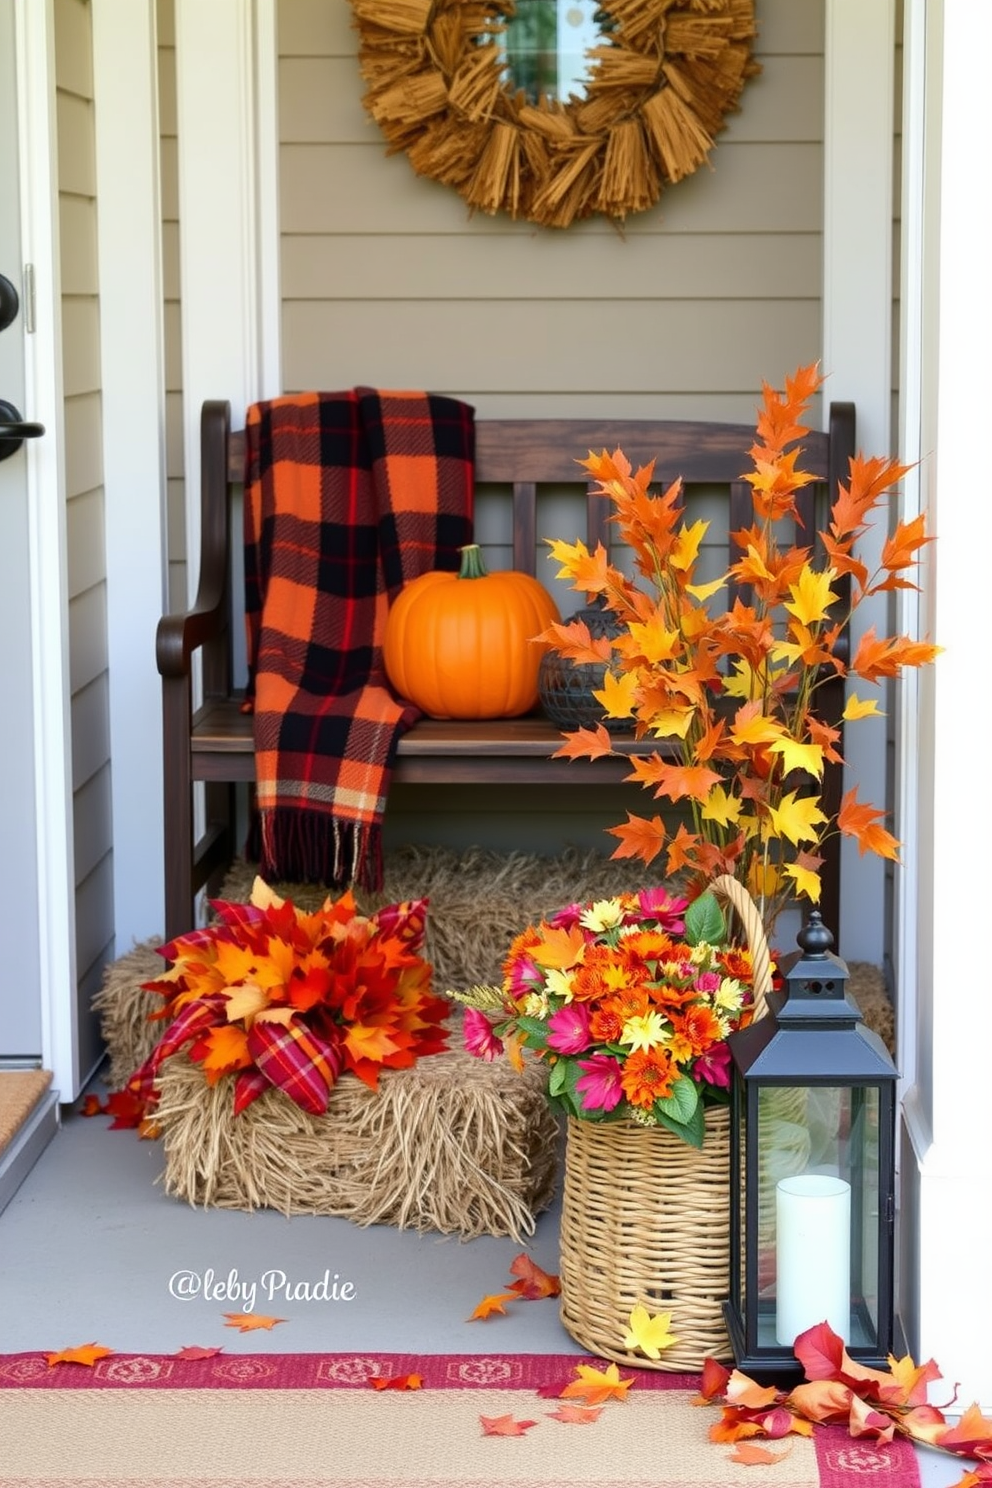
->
[13, 0, 77, 1095]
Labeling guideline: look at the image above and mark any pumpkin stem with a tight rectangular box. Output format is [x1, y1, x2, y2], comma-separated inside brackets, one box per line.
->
[458, 543, 489, 580]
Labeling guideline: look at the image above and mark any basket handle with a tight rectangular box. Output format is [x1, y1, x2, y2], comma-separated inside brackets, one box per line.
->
[710, 873, 773, 1020]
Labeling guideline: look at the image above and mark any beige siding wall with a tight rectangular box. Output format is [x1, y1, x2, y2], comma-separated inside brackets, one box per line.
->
[275, 0, 827, 853]
[54, 0, 109, 1075]
[159, 0, 186, 612]
[277, 0, 824, 420]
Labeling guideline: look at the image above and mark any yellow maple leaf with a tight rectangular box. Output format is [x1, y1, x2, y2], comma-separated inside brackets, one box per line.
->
[844, 692, 885, 721]
[686, 574, 726, 602]
[223, 982, 269, 1024]
[646, 707, 695, 740]
[730, 708, 785, 748]
[670, 519, 708, 572]
[623, 1305, 678, 1360]
[767, 791, 828, 846]
[622, 614, 681, 664]
[783, 860, 822, 902]
[592, 669, 639, 719]
[768, 736, 825, 780]
[701, 785, 743, 828]
[783, 564, 840, 626]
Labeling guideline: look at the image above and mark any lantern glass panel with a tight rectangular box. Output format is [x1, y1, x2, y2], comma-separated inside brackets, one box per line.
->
[753, 1084, 881, 1352]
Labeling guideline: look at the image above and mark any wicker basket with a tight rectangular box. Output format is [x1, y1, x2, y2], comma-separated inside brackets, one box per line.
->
[557, 873, 774, 1371]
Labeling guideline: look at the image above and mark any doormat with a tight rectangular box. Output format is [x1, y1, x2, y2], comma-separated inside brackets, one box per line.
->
[0, 1350, 921, 1487]
[0, 1070, 52, 1160]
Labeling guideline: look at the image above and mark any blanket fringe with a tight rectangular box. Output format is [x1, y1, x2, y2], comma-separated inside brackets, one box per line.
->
[259, 807, 383, 892]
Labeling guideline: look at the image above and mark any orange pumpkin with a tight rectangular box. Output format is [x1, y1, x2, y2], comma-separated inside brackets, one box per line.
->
[383, 544, 560, 719]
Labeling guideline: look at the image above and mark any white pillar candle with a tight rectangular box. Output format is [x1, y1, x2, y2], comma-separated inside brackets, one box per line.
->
[775, 1174, 851, 1346]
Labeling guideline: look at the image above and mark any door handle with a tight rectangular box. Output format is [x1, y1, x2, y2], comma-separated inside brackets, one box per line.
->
[0, 399, 45, 463]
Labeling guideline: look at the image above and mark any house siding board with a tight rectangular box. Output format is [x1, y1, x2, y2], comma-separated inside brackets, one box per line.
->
[159, 0, 185, 615]
[270, 0, 826, 852]
[56, 0, 113, 1063]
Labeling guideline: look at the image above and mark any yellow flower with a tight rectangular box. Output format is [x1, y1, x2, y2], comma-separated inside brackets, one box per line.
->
[619, 1010, 668, 1053]
[715, 977, 745, 1013]
[522, 991, 551, 1018]
[579, 898, 625, 933]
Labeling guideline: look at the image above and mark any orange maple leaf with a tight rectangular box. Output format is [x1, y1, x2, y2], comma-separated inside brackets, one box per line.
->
[46, 1343, 114, 1367]
[546, 1404, 602, 1424]
[560, 1362, 634, 1405]
[936, 1402, 992, 1459]
[174, 1345, 223, 1360]
[530, 924, 587, 970]
[468, 1292, 518, 1321]
[80, 1093, 105, 1117]
[190, 1023, 252, 1080]
[551, 724, 616, 761]
[480, 1414, 538, 1436]
[837, 790, 900, 860]
[729, 1441, 794, 1465]
[607, 812, 667, 865]
[221, 1312, 286, 1332]
[507, 1254, 560, 1300]
[369, 1373, 422, 1391]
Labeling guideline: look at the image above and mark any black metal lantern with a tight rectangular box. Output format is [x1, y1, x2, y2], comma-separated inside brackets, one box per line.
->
[724, 912, 897, 1382]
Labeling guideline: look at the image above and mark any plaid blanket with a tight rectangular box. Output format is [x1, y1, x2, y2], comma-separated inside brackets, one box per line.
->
[243, 389, 474, 890]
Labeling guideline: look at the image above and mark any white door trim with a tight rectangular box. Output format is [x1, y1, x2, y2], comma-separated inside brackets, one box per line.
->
[822, 0, 896, 966]
[13, 0, 77, 1094]
[91, 0, 169, 947]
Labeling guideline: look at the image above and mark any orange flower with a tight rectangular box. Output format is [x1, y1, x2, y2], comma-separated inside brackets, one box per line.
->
[621, 1048, 677, 1108]
[672, 1005, 724, 1055]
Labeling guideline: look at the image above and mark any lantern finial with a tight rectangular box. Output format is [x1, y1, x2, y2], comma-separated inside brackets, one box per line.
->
[797, 911, 834, 958]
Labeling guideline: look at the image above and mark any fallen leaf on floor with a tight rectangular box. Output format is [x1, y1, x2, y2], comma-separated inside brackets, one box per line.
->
[480, 1414, 538, 1436]
[369, 1374, 422, 1390]
[222, 1313, 286, 1332]
[468, 1292, 518, 1321]
[546, 1404, 602, 1424]
[174, 1345, 224, 1359]
[560, 1362, 635, 1405]
[102, 1089, 147, 1129]
[46, 1343, 114, 1368]
[79, 1094, 105, 1117]
[728, 1441, 794, 1465]
[506, 1254, 560, 1300]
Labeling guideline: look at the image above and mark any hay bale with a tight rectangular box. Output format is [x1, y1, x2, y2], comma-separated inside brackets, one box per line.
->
[92, 940, 168, 1087]
[154, 1039, 561, 1241]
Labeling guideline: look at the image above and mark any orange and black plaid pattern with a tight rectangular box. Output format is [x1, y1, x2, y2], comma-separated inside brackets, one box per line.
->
[243, 389, 474, 889]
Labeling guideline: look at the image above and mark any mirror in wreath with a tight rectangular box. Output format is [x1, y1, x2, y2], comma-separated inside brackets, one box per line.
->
[347, 0, 761, 229]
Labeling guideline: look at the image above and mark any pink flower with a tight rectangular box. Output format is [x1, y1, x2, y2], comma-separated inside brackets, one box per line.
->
[463, 1008, 504, 1062]
[548, 902, 585, 930]
[546, 1002, 592, 1054]
[693, 1041, 732, 1089]
[505, 955, 543, 1000]
[575, 1053, 624, 1112]
[694, 971, 721, 994]
[636, 887, 688, 933]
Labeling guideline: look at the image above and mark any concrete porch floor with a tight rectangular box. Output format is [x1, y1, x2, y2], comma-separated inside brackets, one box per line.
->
[0, 1071, 967, 1486]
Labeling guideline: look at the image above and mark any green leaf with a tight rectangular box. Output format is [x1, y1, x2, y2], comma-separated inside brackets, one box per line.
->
[514, 1014, 551, 1041]
[685, 891, 726, 947]
[656, 1074, 699, 1125]
[548, 1058, 569, 1097]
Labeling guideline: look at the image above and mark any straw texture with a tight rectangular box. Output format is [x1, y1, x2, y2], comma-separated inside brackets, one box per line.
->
[154, 1038, 560, 1242]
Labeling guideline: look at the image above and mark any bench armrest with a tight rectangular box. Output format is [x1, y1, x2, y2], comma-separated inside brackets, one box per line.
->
[156, 400, 233, 682]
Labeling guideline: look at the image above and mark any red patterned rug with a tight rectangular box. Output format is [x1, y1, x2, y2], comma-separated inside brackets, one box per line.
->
[0, 1350, 921, 1486]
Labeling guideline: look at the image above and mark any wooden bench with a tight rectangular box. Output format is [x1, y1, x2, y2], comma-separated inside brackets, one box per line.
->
[157, 400, 856, 943]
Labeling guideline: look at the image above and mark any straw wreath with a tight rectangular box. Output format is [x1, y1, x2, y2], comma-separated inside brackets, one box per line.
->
[348, 0, 760, 229]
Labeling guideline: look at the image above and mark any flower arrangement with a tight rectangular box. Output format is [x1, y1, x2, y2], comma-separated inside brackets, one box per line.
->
[540, 364, 940, 928]
[127, 879, 449, 1118]
[458, 885, 761, 1147]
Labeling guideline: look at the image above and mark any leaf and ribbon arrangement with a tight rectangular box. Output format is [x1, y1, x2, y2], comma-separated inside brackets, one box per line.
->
[123, 878, 449, 1122]
[456, 883, 763, 1148]
[542, 362, 940, 930]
